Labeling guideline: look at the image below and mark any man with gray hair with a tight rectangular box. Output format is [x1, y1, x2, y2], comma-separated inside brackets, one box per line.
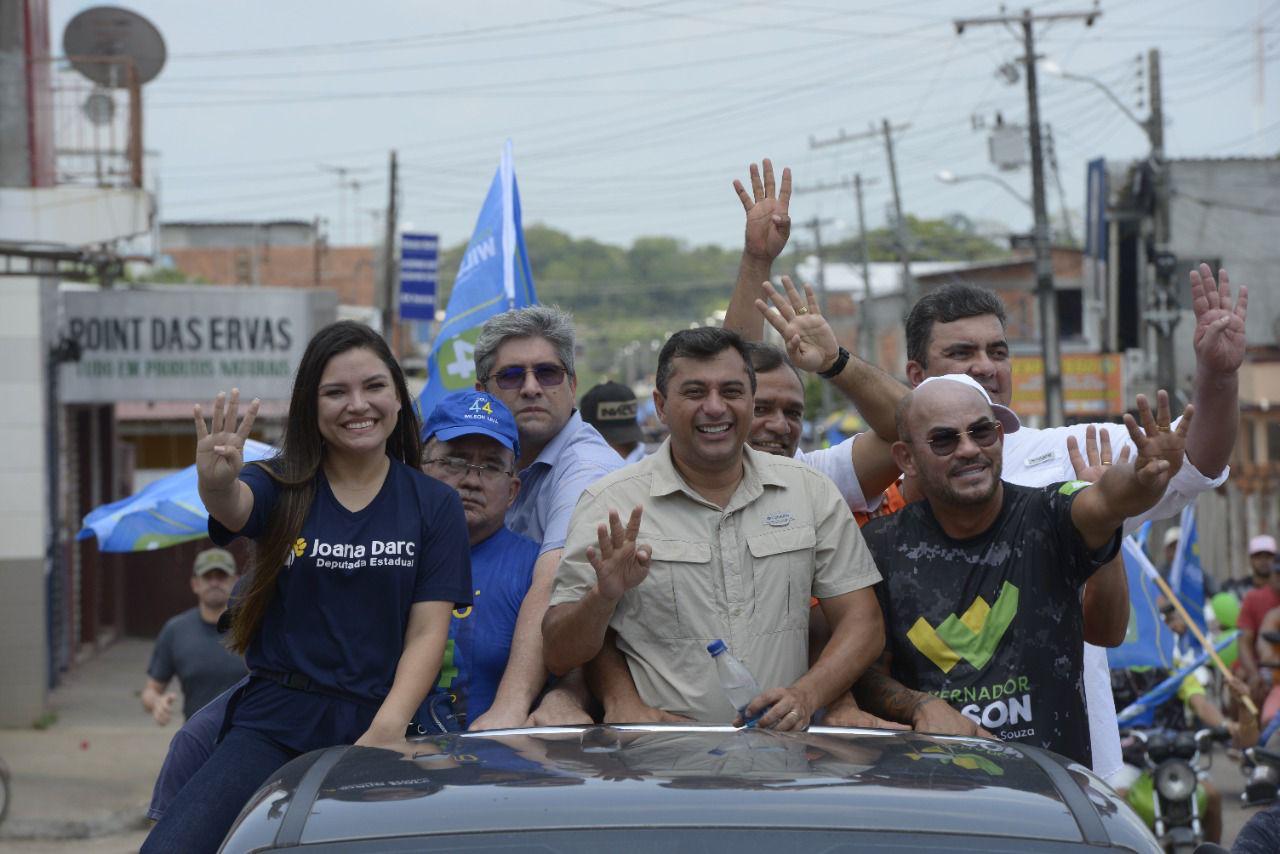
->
[468, 304, 624, 726]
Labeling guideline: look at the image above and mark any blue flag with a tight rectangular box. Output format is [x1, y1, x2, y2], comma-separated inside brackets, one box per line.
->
[1116, 631, 1238, 727]
[1168, 503, 1207, 643]
[417, 141, 537, 419]
[1108, 536, 1178, 670]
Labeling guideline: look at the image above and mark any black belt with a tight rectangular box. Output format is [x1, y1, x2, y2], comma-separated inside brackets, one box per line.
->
[250, 668, 381, 711]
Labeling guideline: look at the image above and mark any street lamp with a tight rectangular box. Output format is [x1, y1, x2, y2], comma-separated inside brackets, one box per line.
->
[1040, 60, 1151, 138]
[936, 170, 1032, 209]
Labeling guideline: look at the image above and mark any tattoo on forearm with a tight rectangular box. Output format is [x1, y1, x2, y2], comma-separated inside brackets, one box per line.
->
[853, 666, 926, 724]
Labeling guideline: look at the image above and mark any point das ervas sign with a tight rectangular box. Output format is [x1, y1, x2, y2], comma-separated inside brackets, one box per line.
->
[58, 286, 337, 403]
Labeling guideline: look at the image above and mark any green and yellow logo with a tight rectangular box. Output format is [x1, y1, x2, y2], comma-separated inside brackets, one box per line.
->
[907, 581, 1019, 673]
[905, 745, 1005, 776]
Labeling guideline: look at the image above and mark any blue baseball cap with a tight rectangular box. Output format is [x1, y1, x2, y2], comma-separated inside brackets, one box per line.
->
[422, 391, 520, 458]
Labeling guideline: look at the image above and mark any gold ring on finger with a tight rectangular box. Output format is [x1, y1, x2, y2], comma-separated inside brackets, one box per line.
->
[795, 306, 809, 315]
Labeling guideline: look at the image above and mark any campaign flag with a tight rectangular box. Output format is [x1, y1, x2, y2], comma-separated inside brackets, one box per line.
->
[1115, 631, 1238, 726]
[1108, 536, 1178, 670]
[417, 140, 537, 418]
[1168, 503, 1208, 642]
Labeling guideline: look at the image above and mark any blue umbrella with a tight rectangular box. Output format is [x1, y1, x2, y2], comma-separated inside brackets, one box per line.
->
[78, 440, 276, 552]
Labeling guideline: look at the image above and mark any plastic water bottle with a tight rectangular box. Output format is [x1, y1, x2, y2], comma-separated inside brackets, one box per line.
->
[707, 639, 765, 727]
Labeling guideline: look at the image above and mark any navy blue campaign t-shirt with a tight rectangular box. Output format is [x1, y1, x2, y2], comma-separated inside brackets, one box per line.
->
[429, 526, 540, 729]
[862, 481, 1119, 768]
[210, 458, 472, 708]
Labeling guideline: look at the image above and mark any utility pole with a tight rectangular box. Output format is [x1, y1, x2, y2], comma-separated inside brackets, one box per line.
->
[799, 215, 836, 421]
[380, 150, 399, 351]
[881, 120, 915, 311]
[954, 7, 1100, 427]
[853, 174, 877, 364]
[1146, 47, 1179, 401]
[1044, 125, 1077, 246]
[810, 121, 914, 317]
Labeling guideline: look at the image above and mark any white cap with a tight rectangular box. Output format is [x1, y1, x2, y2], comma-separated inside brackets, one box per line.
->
[915, 374, 1021, 434]
[1249, 534, 1277, 555]
[1163, 527, 1182, 549]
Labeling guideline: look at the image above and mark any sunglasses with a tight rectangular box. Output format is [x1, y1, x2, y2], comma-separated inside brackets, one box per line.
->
[486, 363, 568, 391]
[1159, 604, 1177, 617]
[920, 420, 1002, 457]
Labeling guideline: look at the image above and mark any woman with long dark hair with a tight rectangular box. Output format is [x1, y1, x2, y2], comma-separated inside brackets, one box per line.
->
[143, 321, 471, 853]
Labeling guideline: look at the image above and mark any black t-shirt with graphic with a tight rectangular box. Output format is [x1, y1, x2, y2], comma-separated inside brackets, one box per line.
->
[862, 481, 1119, 767]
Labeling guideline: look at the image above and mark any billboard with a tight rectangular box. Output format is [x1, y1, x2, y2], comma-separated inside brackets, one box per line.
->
[1011, 353, 1126, 418]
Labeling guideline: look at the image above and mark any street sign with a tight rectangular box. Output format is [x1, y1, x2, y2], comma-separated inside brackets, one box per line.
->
[399, 231, 438, 322]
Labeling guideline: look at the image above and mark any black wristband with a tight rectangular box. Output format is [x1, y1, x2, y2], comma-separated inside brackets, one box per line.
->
[818, 346, 850, 379]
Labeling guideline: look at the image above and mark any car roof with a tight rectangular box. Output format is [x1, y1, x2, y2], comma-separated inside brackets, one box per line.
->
[223, 725, 1157, 852]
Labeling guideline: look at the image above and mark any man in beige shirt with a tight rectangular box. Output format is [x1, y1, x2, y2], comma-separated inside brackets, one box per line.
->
[542, 327, 884, 729]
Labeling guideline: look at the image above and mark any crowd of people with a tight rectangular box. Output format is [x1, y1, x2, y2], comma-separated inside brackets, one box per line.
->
[139, 159, 1262, 853]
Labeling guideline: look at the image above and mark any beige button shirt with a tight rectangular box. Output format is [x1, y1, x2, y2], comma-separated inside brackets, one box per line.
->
[549, 441, 882, 721]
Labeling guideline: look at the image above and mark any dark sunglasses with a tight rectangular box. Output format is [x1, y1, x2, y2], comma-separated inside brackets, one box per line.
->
[1159, 604, 1177, 617]
[487, 363, 567, 391]
[921, 420, 1001, 457]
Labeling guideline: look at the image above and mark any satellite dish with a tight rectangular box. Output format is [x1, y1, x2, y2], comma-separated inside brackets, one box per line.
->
[82, 90, 116, 125]
[63, 6, 166, 88]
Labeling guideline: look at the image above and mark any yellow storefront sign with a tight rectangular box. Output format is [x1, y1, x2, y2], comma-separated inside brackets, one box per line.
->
[1011, 354, 1125, 418]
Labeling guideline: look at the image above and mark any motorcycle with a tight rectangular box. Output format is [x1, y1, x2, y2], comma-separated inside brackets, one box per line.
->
[1120, 726, 1232, 853]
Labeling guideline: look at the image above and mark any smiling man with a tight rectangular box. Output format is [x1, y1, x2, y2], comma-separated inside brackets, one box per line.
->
[855, 375, 1190, 765]
[542, 327, 884, 729]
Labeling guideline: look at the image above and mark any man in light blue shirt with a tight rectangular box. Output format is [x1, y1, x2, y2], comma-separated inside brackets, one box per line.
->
[472, 305, 623, 726]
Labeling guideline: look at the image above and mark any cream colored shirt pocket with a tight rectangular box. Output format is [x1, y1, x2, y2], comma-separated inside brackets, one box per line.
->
[617, 538, 716, 640]
[747, 525, 816, 633]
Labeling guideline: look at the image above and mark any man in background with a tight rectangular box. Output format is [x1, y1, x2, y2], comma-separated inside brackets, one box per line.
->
[581, 381, 647, 463]
[142, 548, 247, 727]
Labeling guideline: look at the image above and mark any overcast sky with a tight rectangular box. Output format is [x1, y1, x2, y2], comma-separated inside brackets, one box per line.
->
[51, 0, 1280, 254]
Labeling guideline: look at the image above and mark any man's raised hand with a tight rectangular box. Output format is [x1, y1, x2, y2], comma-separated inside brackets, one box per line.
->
[1123, 390, 1192, 492]
[734, 159, 791, 262]
[1190, 264, 1247, 376]
[194, 388, 260, 492]
[754, 275, 840, 374]
[587, 506, 651, 602]
[1067, 425, 1128, 484]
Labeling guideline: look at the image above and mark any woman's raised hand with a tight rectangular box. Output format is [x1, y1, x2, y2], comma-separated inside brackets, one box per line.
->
[194, 389, 260, 492]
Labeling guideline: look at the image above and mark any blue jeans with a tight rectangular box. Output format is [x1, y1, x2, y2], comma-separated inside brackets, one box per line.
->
[140, 725, 296, 854]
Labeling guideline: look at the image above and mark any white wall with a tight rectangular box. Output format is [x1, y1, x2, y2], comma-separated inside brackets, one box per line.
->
[0, 276, 50, 725]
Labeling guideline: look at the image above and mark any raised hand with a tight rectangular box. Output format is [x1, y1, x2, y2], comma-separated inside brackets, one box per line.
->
[733, 159, 792, 262]
[194, 388, 260, 492]
[1122, 390, 1192, 492]
[587, 506, 651, 602]
[1066, 425, 1128, 483]
[754, 275, 839, 374]
[1190, 264, 1247, 376]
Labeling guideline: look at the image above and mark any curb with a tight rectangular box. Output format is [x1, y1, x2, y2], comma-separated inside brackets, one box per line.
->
[0, 807, 150, 841]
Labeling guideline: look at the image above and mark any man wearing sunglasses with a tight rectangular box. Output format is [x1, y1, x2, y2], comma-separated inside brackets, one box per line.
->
[854, 375, 1191, 766]
[467, 306, 625, 727]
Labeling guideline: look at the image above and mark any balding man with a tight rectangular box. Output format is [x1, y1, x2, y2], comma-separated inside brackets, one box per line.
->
[854, 375, 1191, 765]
